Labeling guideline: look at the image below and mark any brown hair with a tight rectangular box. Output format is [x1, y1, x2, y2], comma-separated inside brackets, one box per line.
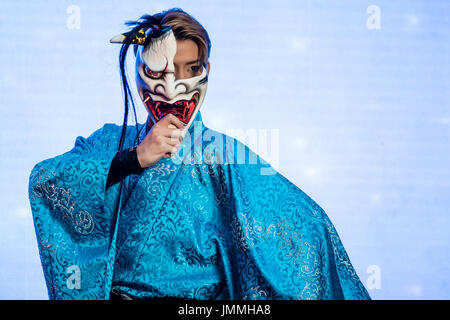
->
[161, 9, 211, 65]
[129, 8, 211, 65]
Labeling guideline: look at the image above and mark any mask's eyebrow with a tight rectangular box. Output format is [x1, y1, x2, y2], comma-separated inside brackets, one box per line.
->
[143, 60, 169, 72]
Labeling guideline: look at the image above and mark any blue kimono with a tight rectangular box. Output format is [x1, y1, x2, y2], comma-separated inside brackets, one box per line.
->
[28, 111, 370, 300]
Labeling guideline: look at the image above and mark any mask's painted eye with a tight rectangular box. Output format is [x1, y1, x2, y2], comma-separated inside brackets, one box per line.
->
[144, 65, 164, 79]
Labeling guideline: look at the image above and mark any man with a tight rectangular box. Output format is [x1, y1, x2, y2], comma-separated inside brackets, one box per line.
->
[28, 8, 370, 300]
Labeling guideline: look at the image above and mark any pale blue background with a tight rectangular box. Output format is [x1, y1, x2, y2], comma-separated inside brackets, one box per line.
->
[0, 0, 448, 299]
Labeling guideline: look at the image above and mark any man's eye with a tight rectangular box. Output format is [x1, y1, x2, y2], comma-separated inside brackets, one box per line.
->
[189, 65, 201, 73]
[144, 65, 163, 79]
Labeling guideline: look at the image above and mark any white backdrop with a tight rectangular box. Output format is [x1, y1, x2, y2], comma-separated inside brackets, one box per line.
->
[0, 0, 449, 299]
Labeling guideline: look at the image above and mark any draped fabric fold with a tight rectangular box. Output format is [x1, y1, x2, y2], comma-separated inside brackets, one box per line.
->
[28, 112, 370, 300]
[28, 125, 124, 299]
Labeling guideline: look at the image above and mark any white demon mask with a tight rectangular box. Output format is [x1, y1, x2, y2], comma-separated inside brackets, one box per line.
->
[134, 28, 208, 130]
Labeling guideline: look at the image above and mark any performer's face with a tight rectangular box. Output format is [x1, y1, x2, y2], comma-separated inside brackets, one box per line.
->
[135, 30, 209, 127]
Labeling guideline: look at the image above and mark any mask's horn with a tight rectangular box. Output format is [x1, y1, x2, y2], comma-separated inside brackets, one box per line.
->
[109, 24, 171, 45]
[110, 27, 147, 45]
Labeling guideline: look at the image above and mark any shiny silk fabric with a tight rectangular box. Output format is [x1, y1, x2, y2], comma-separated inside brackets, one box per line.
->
[28, 111, 371, 300]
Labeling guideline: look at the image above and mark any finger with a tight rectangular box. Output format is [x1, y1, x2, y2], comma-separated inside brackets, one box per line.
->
[162, 136, 181, 147]
[157, 127, 184, 141]
[162, 114, 185, 130]
[161, 142, 179, 156]
[154, 140, 178, 154]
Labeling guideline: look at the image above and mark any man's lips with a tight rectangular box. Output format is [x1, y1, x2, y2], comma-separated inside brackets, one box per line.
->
[143, 92, 198, 124]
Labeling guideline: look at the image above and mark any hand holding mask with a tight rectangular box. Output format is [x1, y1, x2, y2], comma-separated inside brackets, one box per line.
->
[135, 113, 185, 167]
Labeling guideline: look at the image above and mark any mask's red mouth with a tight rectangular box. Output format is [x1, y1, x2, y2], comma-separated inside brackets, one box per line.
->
[143, 92, 198, 125]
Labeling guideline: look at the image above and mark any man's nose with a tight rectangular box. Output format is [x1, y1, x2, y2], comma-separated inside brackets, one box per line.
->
[155, 73, 186, 101]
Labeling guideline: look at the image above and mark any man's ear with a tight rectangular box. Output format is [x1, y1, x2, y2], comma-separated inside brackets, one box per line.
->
[206, 62, 210, 74]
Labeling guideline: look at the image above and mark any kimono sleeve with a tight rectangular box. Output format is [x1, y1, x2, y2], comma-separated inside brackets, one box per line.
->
[220, 139, 371, 300]
[28, 124, 122, 300]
